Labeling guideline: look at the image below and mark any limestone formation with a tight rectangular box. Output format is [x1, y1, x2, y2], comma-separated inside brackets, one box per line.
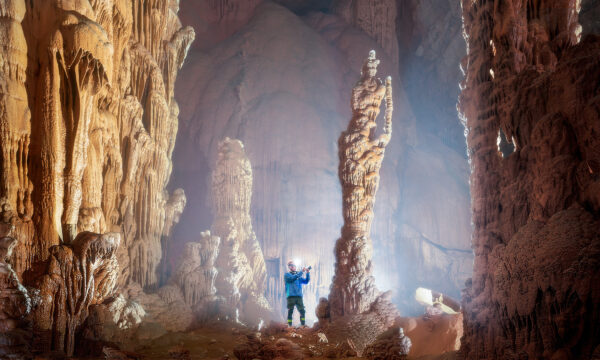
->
[24, 231, 120, 356]
[458, 0, 600, 358]
[172, 230, 220, 321]
[0, 0, 194, 293]
[328, 50, 396, 322]
[0, 236, 31, 359]
[211, 138, 271, 325]
[0, 1, 193, 356]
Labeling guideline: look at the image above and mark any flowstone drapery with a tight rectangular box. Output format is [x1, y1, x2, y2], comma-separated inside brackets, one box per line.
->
[0, 0, 194, 291]
[328, 50, 397, 326]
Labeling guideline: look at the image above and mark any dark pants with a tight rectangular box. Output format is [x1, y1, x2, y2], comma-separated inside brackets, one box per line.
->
[287, 296, 306, 326]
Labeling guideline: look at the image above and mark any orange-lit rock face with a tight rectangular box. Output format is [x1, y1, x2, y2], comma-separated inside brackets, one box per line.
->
[328, 50, 396, 323]
[459, 0, 600, 358]
[395, 313, 463, 357]
[0, 0, 194, 291]
[0, 0, 193, 356]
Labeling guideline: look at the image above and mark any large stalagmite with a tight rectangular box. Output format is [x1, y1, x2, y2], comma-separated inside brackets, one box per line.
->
[329, 50, 395, 320]
[458, 0, 600, 358]
[211, 138, 272, 325]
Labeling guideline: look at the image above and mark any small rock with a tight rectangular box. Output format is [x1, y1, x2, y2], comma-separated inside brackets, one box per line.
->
[317, 332, 328, 343]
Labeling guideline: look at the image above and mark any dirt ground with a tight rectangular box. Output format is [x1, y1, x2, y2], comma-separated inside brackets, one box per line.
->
[94, 319, 458, 360]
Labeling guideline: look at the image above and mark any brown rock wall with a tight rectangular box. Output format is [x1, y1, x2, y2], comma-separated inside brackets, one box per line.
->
[24, 231, 121, 356]
[458, 0, 600, 358]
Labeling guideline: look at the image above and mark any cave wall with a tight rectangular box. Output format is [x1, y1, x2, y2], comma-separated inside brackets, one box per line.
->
[0, 0, 194, 292]
[458, 0, 600, 358]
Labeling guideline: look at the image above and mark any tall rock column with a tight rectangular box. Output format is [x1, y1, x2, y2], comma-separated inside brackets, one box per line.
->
[459, 0, 600, 358]
[211, 138, 271, 325]
[329, 50, 394, 319]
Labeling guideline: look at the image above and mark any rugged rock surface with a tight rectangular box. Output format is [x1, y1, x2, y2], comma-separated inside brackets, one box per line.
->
[0, 0, 194, 293]
[581, 0, 600, 35]
[458, 0, 600, 358]
[0, 236, 31, 359]
[363, 326, 412, 360]
[0, 1, 193, 355]
[397, 313, 462, 358]
[24, 231, 120, 356]
[317, 50, 399, 356]
[328, 50, 395, 319]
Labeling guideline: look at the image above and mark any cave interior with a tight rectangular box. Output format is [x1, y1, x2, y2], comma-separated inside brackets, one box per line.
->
[0, 0, 599, 359]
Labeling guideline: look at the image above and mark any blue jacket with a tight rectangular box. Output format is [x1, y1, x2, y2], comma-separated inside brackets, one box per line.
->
[284, 271, 310, 297]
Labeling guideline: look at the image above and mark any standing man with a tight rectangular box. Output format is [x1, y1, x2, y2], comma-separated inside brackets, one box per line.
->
[284, 260, 310, 327]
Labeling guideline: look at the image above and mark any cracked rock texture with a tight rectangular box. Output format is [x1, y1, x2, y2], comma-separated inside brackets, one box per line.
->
[458, 0, 600, 358]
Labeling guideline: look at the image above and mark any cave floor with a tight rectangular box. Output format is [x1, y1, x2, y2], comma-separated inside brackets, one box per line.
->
[80, 320, 458, 360]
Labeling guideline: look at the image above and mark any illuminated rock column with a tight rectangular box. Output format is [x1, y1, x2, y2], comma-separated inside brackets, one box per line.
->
[329, 50, 394, 319]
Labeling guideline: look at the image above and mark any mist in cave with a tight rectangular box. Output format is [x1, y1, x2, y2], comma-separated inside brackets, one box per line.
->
[0, 0, 599, 359]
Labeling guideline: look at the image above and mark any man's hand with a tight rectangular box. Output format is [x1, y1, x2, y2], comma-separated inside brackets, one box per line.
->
[302, 267, 311, 273]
